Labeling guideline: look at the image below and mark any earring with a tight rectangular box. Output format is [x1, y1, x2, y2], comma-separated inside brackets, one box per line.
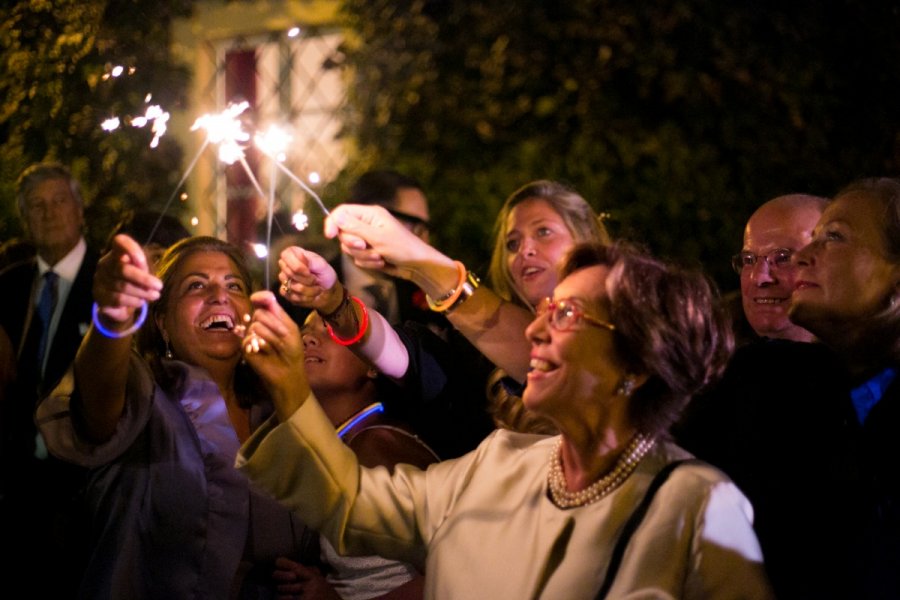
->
[616, 377, 636, 397]
[164, 339, 173, 359]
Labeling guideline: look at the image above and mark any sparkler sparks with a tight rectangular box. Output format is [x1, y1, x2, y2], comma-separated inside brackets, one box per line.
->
[191, 101, 251, 164]
[131, 104, 170, 148]
[99, 102, 170, 148]
[118, 101, 332, 279]
[252, 123, 330, 228]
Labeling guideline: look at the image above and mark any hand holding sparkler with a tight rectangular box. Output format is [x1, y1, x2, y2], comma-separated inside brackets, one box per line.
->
[324, 204, 451, 283]
[278, 246, 344, 313]
[92, 234, 162, 333]
[240, 290, 310, 422]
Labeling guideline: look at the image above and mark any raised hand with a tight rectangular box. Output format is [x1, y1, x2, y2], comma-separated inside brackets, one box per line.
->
[93, 234, 162, 328]
[324, 203, 436, 281]
[241, 290, 310, 421]
[278, 246, 343, 313]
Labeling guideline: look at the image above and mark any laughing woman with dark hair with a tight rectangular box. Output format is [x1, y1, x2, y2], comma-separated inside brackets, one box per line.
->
[36, 235, 319, 599]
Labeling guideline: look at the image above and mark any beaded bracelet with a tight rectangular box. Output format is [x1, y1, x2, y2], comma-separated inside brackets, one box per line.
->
[325, 296, 369, 346]
[92, 301, 148, 339]
[319, 286, 350, 319]
[426, 261, 468, 313]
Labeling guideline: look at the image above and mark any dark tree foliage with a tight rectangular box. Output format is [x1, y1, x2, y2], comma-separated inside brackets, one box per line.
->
[337, 0, 900, 288]
[0, 0, 193, 249]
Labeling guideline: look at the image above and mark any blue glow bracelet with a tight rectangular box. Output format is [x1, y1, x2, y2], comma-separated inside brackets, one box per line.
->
[92, 301, 148, 339]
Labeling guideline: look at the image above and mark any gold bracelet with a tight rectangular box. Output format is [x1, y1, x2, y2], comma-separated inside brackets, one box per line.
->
[443, 270, 480, 315]
[426, 261, 468, 313]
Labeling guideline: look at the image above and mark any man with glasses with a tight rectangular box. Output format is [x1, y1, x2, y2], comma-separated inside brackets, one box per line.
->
[731, 193, 828, 343]
[340, 169, 433, 326]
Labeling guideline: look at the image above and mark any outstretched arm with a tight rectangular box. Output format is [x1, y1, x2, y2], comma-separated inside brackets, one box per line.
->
[277, 246, 409, 379]
[325, 204, 532, 382]
[75, 234, 162, 442]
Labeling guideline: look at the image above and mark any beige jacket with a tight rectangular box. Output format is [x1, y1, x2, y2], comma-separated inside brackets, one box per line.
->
[237, 395, 774, 600]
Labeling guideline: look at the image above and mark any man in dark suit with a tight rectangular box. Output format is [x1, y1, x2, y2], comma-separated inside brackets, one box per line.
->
[0, 162, 98, 592]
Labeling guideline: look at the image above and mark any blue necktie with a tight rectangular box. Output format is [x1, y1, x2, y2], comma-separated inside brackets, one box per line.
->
[36, 270, 59, 377]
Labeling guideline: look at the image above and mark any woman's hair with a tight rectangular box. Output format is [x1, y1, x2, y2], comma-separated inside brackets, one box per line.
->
[561, 241, 734, 437]
[136, 236, 258, 401]
[833, 177, 900, 362]
[488, 180, 611, 309]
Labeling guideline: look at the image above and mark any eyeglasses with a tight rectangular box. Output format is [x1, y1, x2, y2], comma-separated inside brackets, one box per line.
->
[387, 208, 430, 237]
[535, 297, 616, 332]
[731, 248, 794, 275]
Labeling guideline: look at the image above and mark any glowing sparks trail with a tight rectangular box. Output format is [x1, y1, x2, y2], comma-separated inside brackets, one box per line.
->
[144, 138, 209, 246]
[273, 162, 330, 217]
[236, 155, 269, 205]
[253, 124, 330, 218]
[191, 101, 251, 163]
[100, 102, 169, 149]
[131, 104, 170, 148]
[256, 125, 293, 288]
[101, 117, 120, 132]
[144, 101, 249, 245]
[125, 101, 332, 273]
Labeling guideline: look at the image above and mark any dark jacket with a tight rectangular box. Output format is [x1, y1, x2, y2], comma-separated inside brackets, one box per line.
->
[0, 247, 98, 596]
[675, 339, 900, 599]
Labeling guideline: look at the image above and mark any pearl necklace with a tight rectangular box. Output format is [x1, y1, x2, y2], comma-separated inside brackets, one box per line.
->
[547, 433, 656, 509]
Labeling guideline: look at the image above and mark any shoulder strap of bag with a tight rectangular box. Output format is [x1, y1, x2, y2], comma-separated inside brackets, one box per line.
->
[595, 459, 696, 600]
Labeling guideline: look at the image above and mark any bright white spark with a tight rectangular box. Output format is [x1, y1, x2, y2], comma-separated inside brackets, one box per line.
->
[252, 243, 269, 258]
[190, 216, 199, 227]
[287, 27, 301, 38]
[101, 117, 121, 131]
[254, 125, 292, 161]
[131, 104, 170, 148]
[292, 210, 309, 231]
[308, 171, 321, 184]
[111, 65, 124, 77]
[191, 102, 251, 165]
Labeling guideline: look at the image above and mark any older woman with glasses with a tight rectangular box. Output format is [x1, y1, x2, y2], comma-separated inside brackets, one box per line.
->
[237, 241, 774, 599]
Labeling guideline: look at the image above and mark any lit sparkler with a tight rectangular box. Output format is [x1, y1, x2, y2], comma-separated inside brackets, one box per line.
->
[253, 125, 330, 217]
[143, 101, 253, 246]
[138, 101, 333, 281]
[254, 125, 292, 289]
[131, 104, 170, 148]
